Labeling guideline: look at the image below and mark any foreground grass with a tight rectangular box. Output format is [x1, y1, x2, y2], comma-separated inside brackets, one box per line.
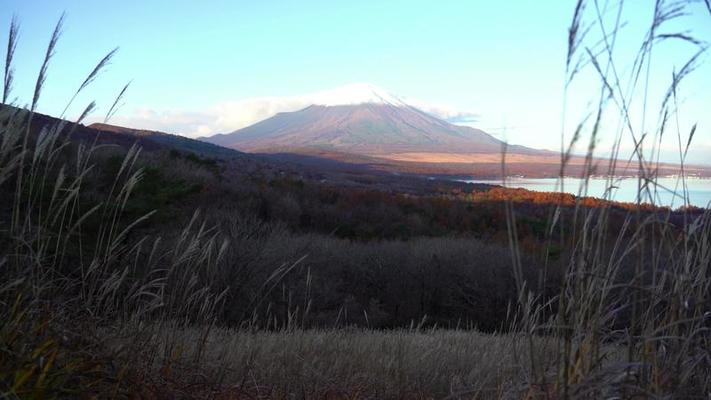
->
[112, 327, 554, 399]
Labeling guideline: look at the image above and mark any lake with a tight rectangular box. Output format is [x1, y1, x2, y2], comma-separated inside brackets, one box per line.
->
[461, 177, 711, 209]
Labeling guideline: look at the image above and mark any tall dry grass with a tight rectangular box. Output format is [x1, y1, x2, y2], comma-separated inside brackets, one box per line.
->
[500, 0, 711, 398]
[0, 16, 230, 397]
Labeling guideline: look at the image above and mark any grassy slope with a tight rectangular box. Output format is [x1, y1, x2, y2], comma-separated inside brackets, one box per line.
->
[3, 104, 710, 398]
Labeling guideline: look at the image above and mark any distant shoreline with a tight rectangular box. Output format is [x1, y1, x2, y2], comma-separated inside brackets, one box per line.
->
[455, 176, 711, 208]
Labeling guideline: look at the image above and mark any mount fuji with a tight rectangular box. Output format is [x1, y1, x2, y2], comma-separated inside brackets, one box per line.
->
[203, 83, 544, 165]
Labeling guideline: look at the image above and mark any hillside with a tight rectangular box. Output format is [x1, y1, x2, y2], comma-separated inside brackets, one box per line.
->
[87, 121, 246, 159]
[4, 100, 709, 398]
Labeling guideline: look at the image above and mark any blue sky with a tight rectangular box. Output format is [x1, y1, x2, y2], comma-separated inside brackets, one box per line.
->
[2, 1, 710, 163]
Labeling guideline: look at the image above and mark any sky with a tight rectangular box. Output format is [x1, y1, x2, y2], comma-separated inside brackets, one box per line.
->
[2, 1, 711, 164]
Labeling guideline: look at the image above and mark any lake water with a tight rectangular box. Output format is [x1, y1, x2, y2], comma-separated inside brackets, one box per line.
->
[461, 177, 711, 209]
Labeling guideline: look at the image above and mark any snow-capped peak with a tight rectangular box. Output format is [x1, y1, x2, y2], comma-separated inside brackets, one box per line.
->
[307, 83, 406, 107]
[184, 84, 478, 136]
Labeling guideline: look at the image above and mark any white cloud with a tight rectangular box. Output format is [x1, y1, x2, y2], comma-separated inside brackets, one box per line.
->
[89, 84, 480, 138]
[92, 108, 216, 137]
[408, 101, 479, 123]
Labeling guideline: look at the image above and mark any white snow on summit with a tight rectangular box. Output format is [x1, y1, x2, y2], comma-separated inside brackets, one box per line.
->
[306, 83, 406, 107]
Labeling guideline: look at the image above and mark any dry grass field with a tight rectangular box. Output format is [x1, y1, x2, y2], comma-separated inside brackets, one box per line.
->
[117, 327, 555, 398]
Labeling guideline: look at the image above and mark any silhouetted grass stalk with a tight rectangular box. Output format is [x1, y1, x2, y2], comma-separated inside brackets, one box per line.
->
[0, 16, 229, 397]
[502, 0, 711, 397]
